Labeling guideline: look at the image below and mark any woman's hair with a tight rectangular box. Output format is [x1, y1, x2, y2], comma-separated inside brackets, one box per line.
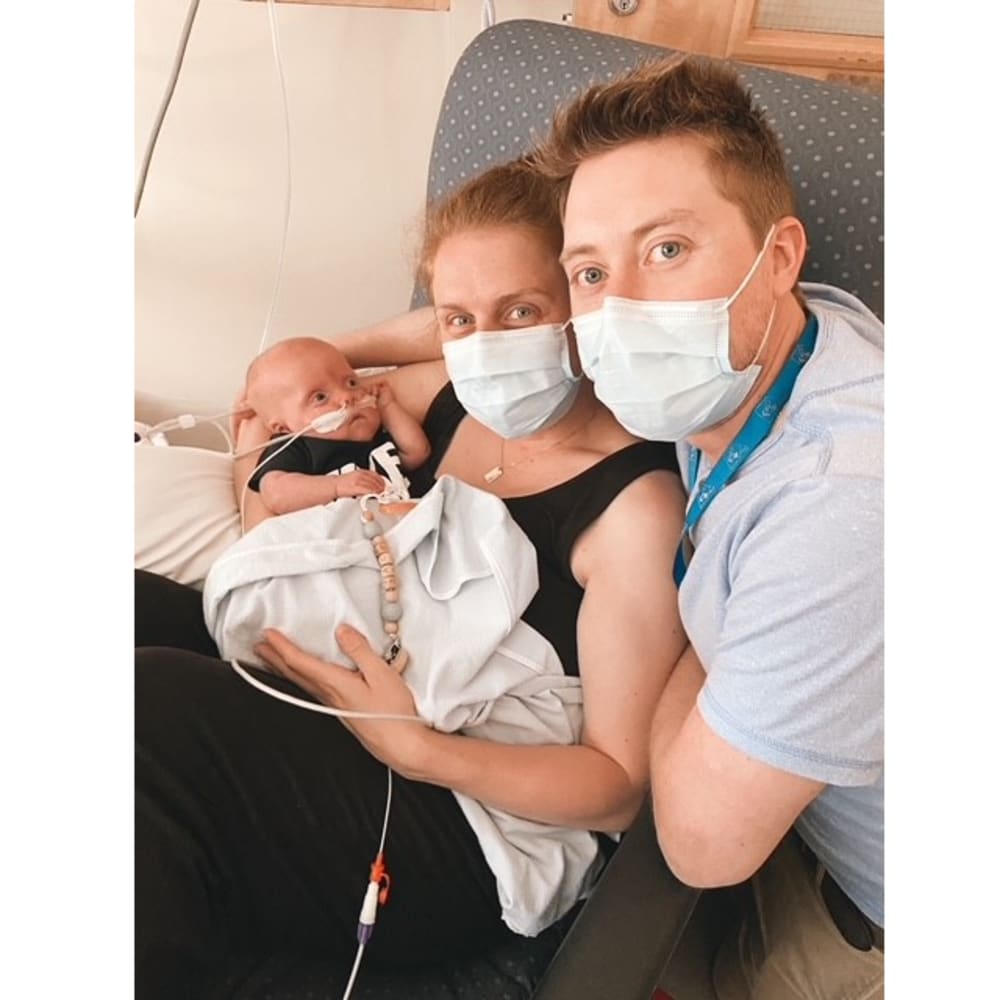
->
[416, 156, 563, 296]
[532, 56, 796, 242]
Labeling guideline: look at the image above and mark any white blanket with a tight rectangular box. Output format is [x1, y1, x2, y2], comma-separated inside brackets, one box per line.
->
[203, 475, 601, 935]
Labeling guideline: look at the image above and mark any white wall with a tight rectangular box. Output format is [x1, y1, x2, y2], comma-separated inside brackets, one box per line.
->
[135, 0, 568, 411]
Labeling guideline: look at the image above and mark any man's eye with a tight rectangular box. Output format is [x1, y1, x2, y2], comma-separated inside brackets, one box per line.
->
[577, 267, 605, 287]
[346, 377, 359, 389]
[312, 391, 329, 404]
[653, 241, 683, 261]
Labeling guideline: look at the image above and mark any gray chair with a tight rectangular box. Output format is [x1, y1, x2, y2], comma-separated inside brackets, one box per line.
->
[264, 18, 883, 1000]
[416, 18, 883, 320]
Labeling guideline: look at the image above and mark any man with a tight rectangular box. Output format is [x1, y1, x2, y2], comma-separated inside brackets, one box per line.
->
[534, 57, 884, 998]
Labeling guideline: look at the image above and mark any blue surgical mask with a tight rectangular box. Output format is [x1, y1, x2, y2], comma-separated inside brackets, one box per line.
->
[442, 322, 581, 439]
[571, 226, 776, 442]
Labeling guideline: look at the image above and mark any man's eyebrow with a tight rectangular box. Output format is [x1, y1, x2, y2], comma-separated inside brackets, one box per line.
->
[560, 210, 700, 264]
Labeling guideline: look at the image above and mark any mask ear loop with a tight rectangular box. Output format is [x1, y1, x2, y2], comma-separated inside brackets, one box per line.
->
[559, 319, 584, 380]
[745, 299, 778, 371]
[726, 224, 779, 374]
[724, 223, 778, 309]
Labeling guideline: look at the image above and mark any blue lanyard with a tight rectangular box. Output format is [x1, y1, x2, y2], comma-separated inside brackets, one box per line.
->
[672, 314, 819, 587]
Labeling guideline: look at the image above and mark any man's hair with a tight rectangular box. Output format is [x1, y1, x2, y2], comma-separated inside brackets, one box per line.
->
[416, 155, 563, 295]
[533, 56, 796, 242]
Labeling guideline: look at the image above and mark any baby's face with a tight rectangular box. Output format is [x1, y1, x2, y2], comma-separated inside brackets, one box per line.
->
[248, 340, 381, 441]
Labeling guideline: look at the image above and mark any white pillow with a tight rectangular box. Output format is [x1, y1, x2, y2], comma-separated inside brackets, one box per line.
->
[135, 444, 241, 590]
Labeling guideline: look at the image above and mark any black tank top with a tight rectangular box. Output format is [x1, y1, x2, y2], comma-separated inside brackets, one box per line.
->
[414, 384, 680, 676]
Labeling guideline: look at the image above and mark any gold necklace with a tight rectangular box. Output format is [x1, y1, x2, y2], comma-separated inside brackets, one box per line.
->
[483, 399, 595, 484]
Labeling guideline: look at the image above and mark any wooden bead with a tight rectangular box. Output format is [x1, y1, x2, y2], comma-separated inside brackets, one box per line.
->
[360, 496, 404, 654]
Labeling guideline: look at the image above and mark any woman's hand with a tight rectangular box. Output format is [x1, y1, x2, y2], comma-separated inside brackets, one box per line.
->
[255, 624, 429, 774]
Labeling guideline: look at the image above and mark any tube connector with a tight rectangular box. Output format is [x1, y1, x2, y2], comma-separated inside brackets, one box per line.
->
[356, 880, 380, 944]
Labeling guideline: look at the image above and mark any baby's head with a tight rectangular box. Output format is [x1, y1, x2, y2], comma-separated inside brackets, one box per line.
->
[245, 337, 380, 441]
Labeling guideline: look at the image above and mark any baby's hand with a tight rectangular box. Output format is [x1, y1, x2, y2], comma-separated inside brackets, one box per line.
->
[336, 469, 388, 497]
[371, 380, 394, 409]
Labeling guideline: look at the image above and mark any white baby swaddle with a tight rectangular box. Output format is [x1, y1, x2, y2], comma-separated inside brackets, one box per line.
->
[203, 475, 602, 935]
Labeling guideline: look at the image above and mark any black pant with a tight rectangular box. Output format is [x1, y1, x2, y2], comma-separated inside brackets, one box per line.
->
[135, 572, 506, 999]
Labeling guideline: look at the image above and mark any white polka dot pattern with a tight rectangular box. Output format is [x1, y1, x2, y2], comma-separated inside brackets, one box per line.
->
[415, 19, 884, 320]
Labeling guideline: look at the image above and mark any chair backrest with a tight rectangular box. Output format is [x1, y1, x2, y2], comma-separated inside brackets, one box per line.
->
[414, 18, 883, 319]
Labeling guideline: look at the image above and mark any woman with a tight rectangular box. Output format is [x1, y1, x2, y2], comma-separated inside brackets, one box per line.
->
[136, 157, 687, 997]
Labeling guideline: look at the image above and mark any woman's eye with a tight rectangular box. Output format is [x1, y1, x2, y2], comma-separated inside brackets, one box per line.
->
[507, 304, 537, 323]
[652, 241, 683, 262]
[448, 314, 473, 329]
[577, 266, 605, 287]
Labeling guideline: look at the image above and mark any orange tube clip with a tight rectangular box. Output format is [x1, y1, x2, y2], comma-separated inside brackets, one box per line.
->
[369, 853, 391, 905]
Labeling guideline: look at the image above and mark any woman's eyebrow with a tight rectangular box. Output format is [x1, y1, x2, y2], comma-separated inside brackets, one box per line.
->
[497, 287, 551, 306]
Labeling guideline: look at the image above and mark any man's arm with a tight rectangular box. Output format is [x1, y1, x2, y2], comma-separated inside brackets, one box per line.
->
[333, 307, 441, 367]
[649, 650, 822, 888]
[650, 479, 882, 888]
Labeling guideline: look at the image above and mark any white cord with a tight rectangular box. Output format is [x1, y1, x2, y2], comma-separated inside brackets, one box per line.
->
[481, 0, 496, 30]
[229, 660, 431, 725]
[377, 768, 393, 854]
[341, 945, 366, 1000]
[339, 770, 393, 1000]
[257, 0, 294, 357]
[145, 409, 239, 453]
[135, 0, 203, 217]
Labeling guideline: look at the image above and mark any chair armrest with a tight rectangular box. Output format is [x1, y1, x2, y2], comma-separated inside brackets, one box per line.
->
[532, 798, 700, 1000]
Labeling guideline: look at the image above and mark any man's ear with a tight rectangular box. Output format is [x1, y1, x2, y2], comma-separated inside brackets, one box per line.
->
[267, 419, 289, 435]
[771, 216, 808, 296]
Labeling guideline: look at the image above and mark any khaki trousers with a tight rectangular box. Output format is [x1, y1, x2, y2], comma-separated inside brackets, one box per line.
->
[713, 836, 883, 1000]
